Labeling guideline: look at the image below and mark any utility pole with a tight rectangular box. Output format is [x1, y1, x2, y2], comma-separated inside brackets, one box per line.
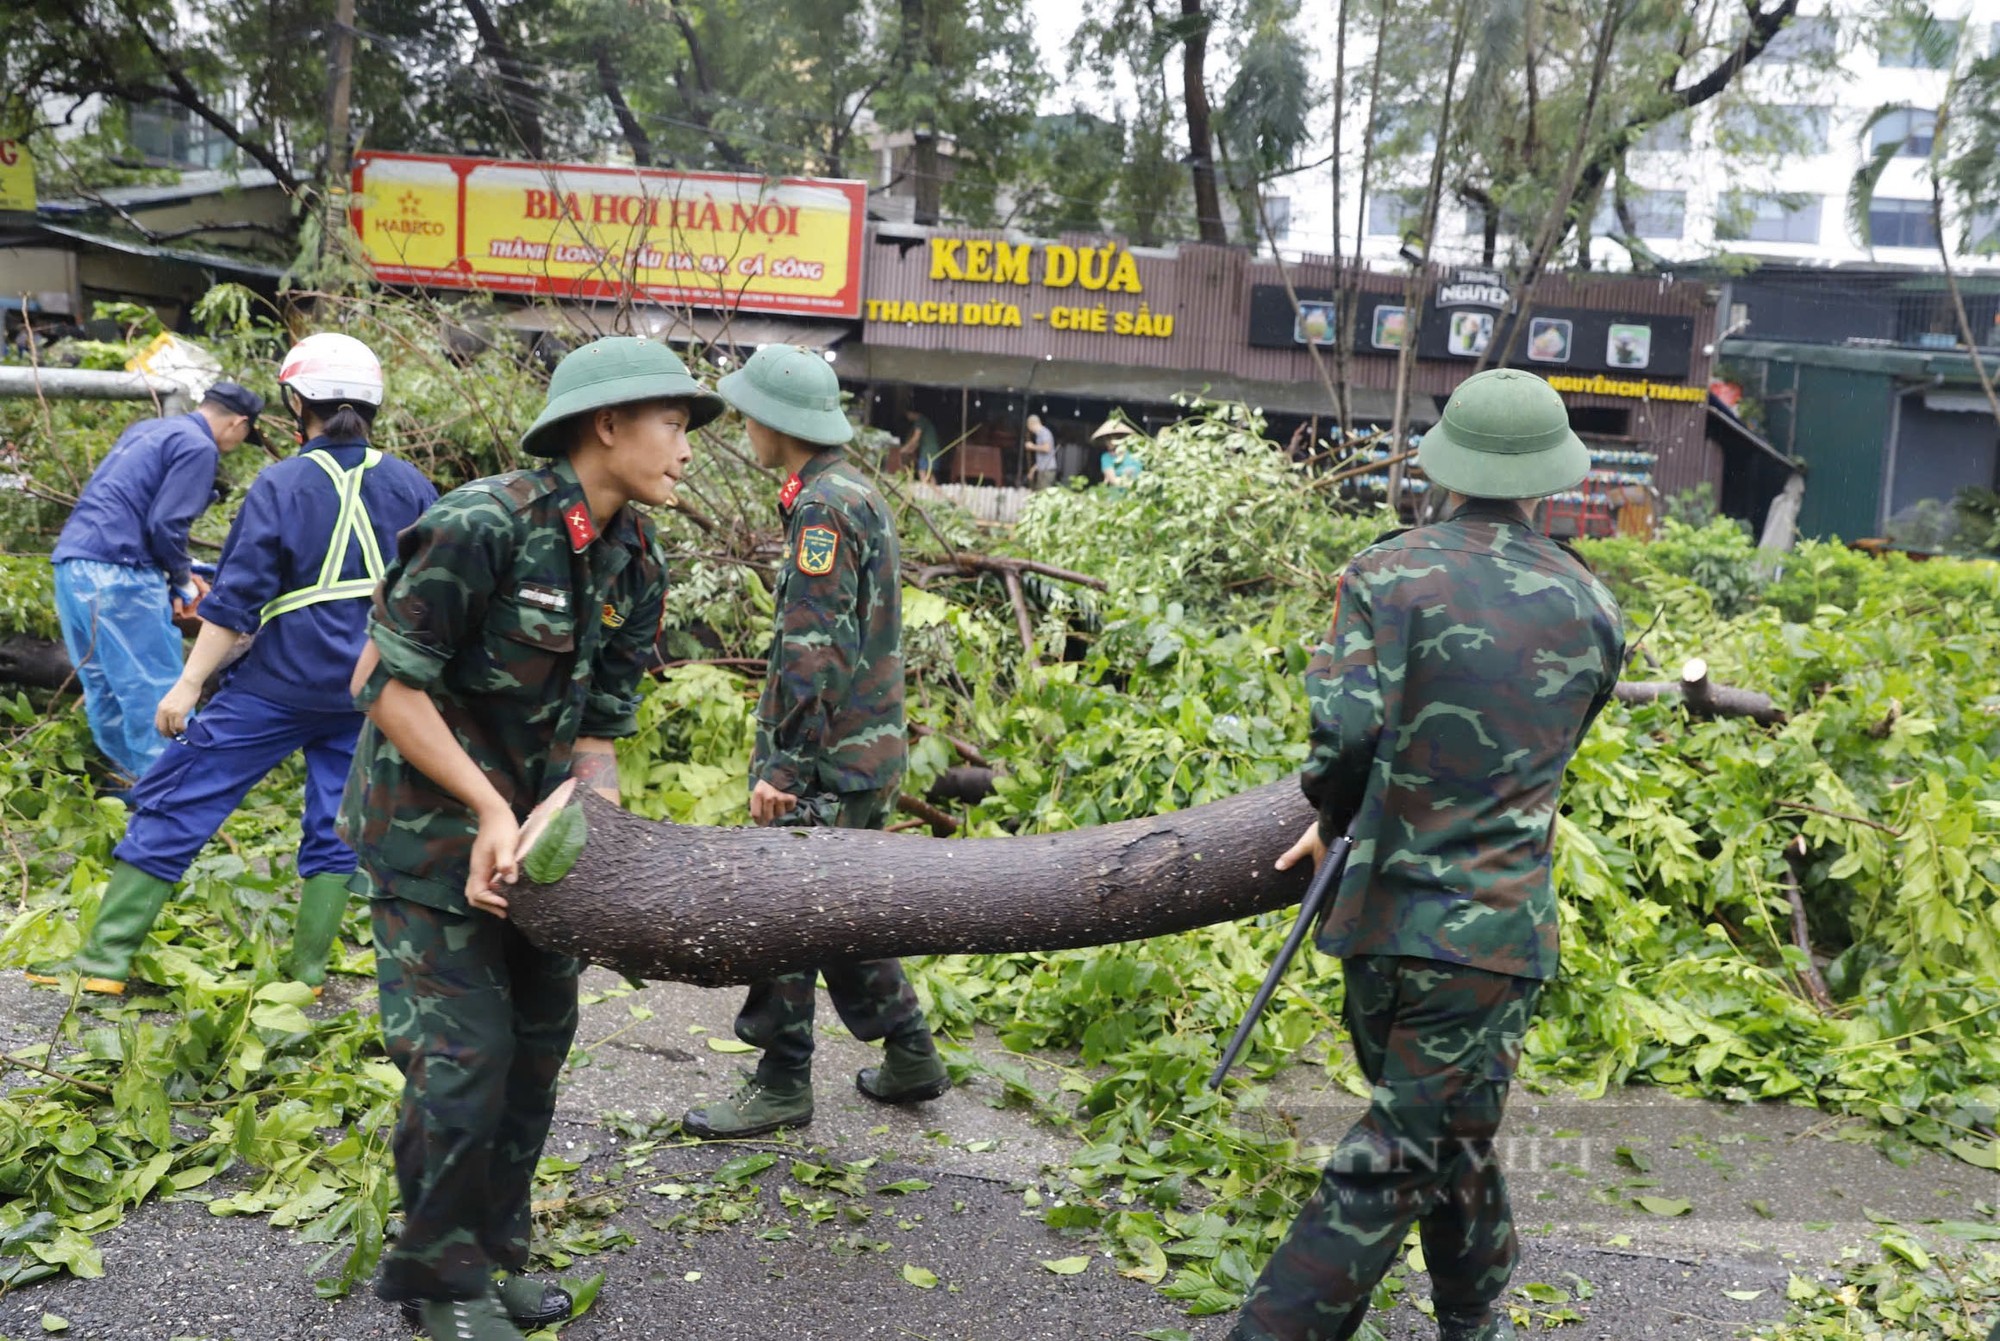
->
[318, 0, 357, 266]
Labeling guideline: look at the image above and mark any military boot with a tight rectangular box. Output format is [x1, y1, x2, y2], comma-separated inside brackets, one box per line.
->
[681, 1063, 814, 1139]
[23, 861, 176, 996]
[287, 873, 351, 991]
[402, 1274, 571, 1331]
[415, 1291, 524, 1341]
[1436, 1307, 1518, 1341]
[856, 1030, 951, 1104]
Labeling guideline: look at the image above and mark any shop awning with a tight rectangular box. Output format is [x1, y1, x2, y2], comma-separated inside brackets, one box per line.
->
[497, 301, 851, 354]
[835, 343, 1436, 425]
[1703, 394, 1795, 471]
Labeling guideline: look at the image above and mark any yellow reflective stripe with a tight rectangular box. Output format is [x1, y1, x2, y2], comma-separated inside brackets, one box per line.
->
[258, 449, 386, 622]
[260, 579, 379, 620]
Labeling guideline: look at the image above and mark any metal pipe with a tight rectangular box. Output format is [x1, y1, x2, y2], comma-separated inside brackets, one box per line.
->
[0, 367, 191, 416]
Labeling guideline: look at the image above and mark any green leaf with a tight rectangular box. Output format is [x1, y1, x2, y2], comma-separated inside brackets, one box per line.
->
[713, 1152, 778, 1187]
[705, 1037, 756, 1053]
[1516, 1282, 1569, 1304]
[901, 1263, 938, 1289]
[1040, 1256, 1089, 1275]
[1632, 1196, 1692, 1217]
[875, 1179, 933, 1196]
[522, 801, 587, 885]
[1722, 1289, 1764, 1301]
[40, 1314, 67, 1333]
[562, 1271, 605, 1318]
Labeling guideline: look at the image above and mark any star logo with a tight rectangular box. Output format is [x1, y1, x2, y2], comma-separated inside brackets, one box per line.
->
[397, 190, 423, 217]
[564, 505, 598, 550]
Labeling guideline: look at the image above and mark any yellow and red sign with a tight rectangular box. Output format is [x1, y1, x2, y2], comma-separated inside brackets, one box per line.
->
[0, 141, 35, 213]
[349, 152, 866, 318]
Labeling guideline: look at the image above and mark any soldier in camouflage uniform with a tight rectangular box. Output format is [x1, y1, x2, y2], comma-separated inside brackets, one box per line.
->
[341, 337, 722, 1341]
[1234, 370, 1625, 1341]
[682, 344, 949, 1140]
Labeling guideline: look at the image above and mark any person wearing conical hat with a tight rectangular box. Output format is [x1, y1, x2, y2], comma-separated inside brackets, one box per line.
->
[680, 344, 949, 1141]
[1233, 370, 1625, 1341]
[341, 336, 720, 1340]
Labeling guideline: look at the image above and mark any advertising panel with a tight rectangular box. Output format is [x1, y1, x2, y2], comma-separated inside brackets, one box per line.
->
[350, 152, 867, 318]
[0, 141, 35, 213]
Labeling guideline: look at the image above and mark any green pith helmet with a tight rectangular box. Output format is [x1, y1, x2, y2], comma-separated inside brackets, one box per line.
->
[1416, 368, 1589, 501]
[520, 336, 724, 457]
[715, 344, 854, 447]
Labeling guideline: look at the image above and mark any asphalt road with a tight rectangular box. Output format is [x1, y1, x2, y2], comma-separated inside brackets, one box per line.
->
[6, 966, 1992, 1341]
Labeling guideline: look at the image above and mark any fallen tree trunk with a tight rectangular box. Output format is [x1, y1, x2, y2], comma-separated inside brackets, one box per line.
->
[509, 775, 1317, 986]
[1612, 658, 1786, 726]
[0, 635, 73, 691]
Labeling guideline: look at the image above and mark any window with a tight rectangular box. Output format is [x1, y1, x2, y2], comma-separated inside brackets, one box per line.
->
[1765, 14, 1836, 60]
[1635, 115, 1690, 152]
[1262, 195, 1291, 241]
[1869, 198, 1938, 248]
[1720, 104, 1830, 153]
[1594, 189, 1686, 239]
[1878, 13, 1961, 67]
[1870, 107, 1937, 157]
[1367, 191, 1423, 238]
[1718, 193, 1823, 244]
[127, 101, 236, 170]
[1973, 207, 2000, 254]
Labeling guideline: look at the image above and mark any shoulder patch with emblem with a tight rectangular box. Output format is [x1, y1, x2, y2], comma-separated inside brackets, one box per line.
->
[797, 524, 839, 576]
[601, 601, 625, 628]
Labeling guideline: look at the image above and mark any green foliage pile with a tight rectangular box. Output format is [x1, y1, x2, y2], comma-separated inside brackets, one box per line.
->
[3, 336, 2000, 1336]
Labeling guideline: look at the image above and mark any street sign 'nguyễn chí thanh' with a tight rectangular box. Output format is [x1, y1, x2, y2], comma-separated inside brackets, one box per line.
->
[348, 152, 867, 319]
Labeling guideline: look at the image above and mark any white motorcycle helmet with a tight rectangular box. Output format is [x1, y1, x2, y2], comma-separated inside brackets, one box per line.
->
[277, 332, 384, 409]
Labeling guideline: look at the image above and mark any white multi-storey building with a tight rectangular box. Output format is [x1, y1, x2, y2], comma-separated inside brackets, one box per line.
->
[1271, 1, 2000, 274]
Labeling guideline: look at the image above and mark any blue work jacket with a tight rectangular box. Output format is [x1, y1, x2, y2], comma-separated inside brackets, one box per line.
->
[52, 411, 220, 589]
[198, 437, 438, 714]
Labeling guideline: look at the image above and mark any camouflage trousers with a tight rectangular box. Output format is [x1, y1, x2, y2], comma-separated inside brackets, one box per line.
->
[1232, 954, 1542, 1341]
[370, 890, 581, 1302]
[733, 787, 927, 1075]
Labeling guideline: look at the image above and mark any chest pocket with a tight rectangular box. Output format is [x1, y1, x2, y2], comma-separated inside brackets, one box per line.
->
[463, 594, 577, 716]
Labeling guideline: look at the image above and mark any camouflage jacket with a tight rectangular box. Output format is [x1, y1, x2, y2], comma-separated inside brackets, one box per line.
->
[753, 447, 906, 797]
[339, 456, 667, 913]
[1302, 502, 1625, 980]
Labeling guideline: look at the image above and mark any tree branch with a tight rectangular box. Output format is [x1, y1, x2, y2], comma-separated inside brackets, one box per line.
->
[594, 43, 654, 167]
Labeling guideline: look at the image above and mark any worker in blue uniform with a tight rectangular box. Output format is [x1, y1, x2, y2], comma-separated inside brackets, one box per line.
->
[28, 334, 436, 996]
[51, 382, 264, 781]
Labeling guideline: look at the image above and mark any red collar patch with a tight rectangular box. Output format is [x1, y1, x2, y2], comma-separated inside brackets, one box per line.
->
[778, 473, 803, 512]
[564, 503, 599, 551]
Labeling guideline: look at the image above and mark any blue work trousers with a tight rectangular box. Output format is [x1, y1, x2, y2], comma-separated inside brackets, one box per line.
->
[52, 558, 184, 781]
[115, 688, 363, 884]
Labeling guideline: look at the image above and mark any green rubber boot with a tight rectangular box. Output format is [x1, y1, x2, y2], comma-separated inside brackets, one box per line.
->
[681, 1064, 814, 1139]
[416, 1291, 525, 1341]
[401, 1273, 571, 1330]
[1437, 1308, 1518, 1341]
[856, 1031, 951, 1104]
[287, 873, 350, 989]
[23, 861, 175, 995]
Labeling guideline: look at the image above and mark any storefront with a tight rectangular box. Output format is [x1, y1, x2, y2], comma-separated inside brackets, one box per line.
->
[1244, 267, 1721, 533]
[847, 232, 1722, 513]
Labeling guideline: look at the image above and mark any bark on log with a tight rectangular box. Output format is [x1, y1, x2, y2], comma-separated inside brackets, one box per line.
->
[509, 776, 1318, 987]
[0, 636, 74, 691]
[1612, 658, 1787, 726]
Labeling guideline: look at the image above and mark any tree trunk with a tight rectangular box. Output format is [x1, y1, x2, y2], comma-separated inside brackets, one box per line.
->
[595, 44, 654, 166]
[462, 0, 548, 159]
[0, 636, 74, 692]
[1180, 0, 1228, 244]
[1758, 470, 1806, 553]
[510, 777, 1318, 987]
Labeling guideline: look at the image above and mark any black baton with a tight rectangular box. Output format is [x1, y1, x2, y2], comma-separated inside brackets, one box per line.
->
[1207, 835, 1352, 1090]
